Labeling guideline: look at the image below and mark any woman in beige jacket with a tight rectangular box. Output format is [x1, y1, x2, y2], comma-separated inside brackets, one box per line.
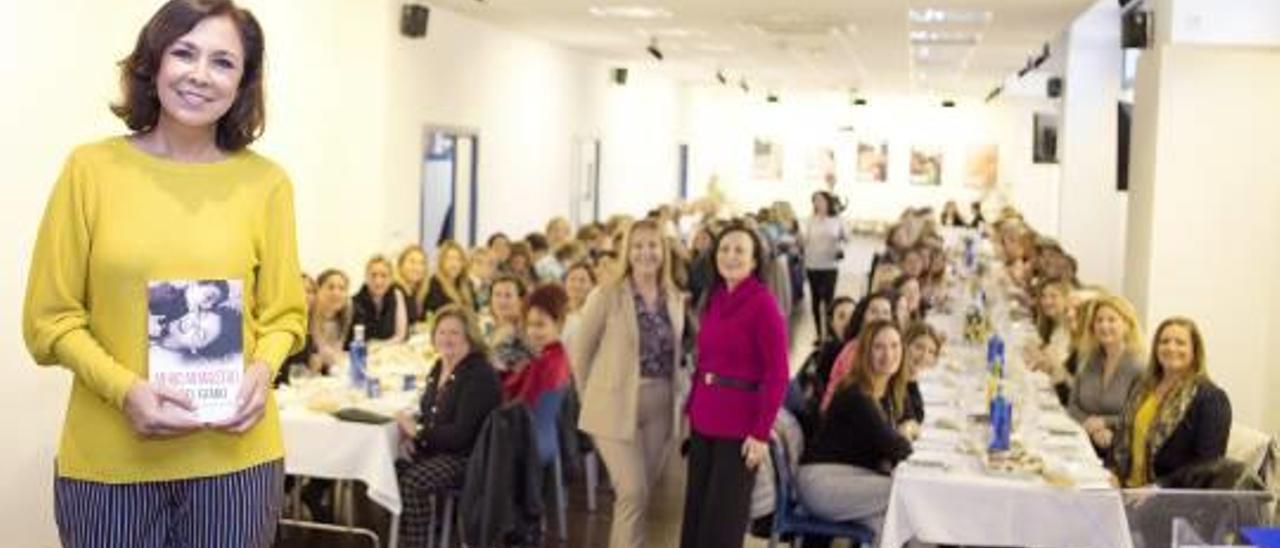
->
[570, 219, 689, 548]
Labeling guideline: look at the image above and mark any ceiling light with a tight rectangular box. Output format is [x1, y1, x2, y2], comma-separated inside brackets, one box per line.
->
[739, 78, 750, 93]
[646, 37, 664, 61]
[588, 5, 673, 19]
[715, 70, 728, 85]
[908, 8, 994, 25]
[639, 27, 708, 39]
[909, 30, 981, 45]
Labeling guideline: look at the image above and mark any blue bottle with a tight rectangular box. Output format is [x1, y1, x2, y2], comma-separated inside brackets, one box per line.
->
[989, 388, 1012, 452]
[349, 324, 368, 389]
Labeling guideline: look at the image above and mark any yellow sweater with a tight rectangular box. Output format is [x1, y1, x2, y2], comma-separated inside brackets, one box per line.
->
[23, 137, 306, 483]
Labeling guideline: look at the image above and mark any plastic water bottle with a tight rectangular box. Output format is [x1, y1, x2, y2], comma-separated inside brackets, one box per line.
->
[349, 324, 367, 389]
[989, 388, 1012, 452]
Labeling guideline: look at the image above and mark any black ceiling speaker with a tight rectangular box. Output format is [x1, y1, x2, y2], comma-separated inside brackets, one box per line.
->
[1122, 10, 1151, 49]
[401, 4, 430, 38]
[1047, 76, 1063, 98]
[611, 67, 628, 85]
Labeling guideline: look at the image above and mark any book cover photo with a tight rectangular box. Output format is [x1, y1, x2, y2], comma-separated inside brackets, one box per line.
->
[148, 279, 245, 423]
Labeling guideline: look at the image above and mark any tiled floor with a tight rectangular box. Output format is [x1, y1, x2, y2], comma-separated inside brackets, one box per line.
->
[274, 237, 880, 548]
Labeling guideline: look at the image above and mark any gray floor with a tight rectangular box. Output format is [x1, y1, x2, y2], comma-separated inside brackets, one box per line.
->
[275, 236, 881, 548]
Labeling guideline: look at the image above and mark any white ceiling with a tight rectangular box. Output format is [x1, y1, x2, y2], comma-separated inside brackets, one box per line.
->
[426, 0, 1095, 100]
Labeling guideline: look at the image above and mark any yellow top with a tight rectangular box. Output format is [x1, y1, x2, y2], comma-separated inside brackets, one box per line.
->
[23, 137, 306, 483]
[1126, 393, 1161, 487]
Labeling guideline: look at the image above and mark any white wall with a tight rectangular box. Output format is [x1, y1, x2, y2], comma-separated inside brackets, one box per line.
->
[1124, 43, 1280, 432]
[1058, 0, 1128, 293]
[683, 88, 1053, 225]
[381, 8, 684, 247]
[0, 0, 686, 543]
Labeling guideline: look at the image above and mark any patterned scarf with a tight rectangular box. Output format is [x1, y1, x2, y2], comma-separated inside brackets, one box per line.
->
[1113, 376, 1204, 484]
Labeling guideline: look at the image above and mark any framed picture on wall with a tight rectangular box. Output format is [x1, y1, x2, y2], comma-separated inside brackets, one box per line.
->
[965, 144, 999, 188]
[909, 145, 943, 186]
[855, 140, 888, 183]
[1033, 112, 1059, 164]
[806, 146, 837, 188]
[752, 138, 783, 181]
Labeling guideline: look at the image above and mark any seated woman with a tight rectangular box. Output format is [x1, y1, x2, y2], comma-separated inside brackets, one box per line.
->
[424, 240, 475, 317]
[278, 274, 321, 385]
[797, 320, 913, 541]
[500, 284, 572, 409]
[892, 275, 923, 328]
[485, 274, 531, 371]
[394, 305, 502, 547]
[1068, 294, 1144, 455]
[396, 245, 431, 325]
[1026, 279, 1073, 387]
[349, 255, 409, 344]
[560, 261, 596, 351]
[469, 247, 495, 313]
[900, 322, 943, 438]
[1113, 317, 1231, 487]
[311, 269, 352, 372]
[820, 290, 898, 413]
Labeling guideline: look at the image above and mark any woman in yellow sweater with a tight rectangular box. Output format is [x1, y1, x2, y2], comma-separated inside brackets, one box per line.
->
[22, 1, 305, 546]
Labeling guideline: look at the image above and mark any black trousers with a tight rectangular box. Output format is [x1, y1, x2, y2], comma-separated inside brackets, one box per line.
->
[680, 432, 755, 548]
[806, 269, 838, 340]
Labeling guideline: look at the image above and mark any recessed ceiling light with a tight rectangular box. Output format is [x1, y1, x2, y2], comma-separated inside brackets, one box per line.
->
[638, 27, 708, 39]
[588, 5, 673, 20]
[908, 8, 994, 25]
[909, 30, 981, 45]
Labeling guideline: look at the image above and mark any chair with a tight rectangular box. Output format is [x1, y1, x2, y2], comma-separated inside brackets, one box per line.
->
[531, 386, 570, 542]
[767, 440, 876, 548]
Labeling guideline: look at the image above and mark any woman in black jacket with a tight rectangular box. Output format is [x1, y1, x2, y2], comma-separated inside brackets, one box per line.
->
[1113, 317, 1231, 487]
[395, 305, 502, 548]
[797, 320, 913, 540]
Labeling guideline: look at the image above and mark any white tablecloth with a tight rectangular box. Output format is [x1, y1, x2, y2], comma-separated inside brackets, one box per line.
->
[881, 466, 1132, 548]
[279, 405, 403, 515]
[880, 296, 1133, 548]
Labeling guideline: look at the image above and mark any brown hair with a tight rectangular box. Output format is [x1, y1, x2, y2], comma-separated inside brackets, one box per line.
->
[524, 283, 570, 324]
[833, 320, 908, 422]
[1138, 317, 1208, 395]
[431, 304, 489, 358]
[111, 0, 266, 151]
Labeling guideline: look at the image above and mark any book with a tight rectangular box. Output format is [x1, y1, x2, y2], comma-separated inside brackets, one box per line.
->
[148, 279, 244, 422]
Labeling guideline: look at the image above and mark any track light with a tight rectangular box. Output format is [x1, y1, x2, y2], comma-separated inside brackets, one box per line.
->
[716, 70, 727, 85]
[767, 93, 779, 103]
[739, 78, 749, 93]
[646, 37, 664, 61]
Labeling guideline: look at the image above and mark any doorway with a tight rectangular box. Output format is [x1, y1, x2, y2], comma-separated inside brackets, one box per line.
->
[421, 128, 479, 254]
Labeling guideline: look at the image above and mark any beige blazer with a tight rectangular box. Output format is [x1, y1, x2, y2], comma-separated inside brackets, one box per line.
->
[569, 278, 689, 442]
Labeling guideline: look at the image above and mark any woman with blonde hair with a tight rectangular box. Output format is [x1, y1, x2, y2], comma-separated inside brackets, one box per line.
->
[1112, 317, 1231, 487]
[571, 219, 688, 548]
[396, 244, 430, 324]
[424, 240, 475, 316]
[350, 255, 409, 344]
[1068, 294, 1144, 454]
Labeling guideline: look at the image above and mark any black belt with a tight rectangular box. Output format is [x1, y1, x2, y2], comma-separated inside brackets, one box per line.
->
[699, 371, 760, 391]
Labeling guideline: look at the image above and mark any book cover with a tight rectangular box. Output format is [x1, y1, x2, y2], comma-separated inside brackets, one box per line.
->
[148, 279, 244, 423]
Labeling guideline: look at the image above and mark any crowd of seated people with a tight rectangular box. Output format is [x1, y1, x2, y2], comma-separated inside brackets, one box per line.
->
[279, 195, 1234, 547]
[785, 200, 1235, 543]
